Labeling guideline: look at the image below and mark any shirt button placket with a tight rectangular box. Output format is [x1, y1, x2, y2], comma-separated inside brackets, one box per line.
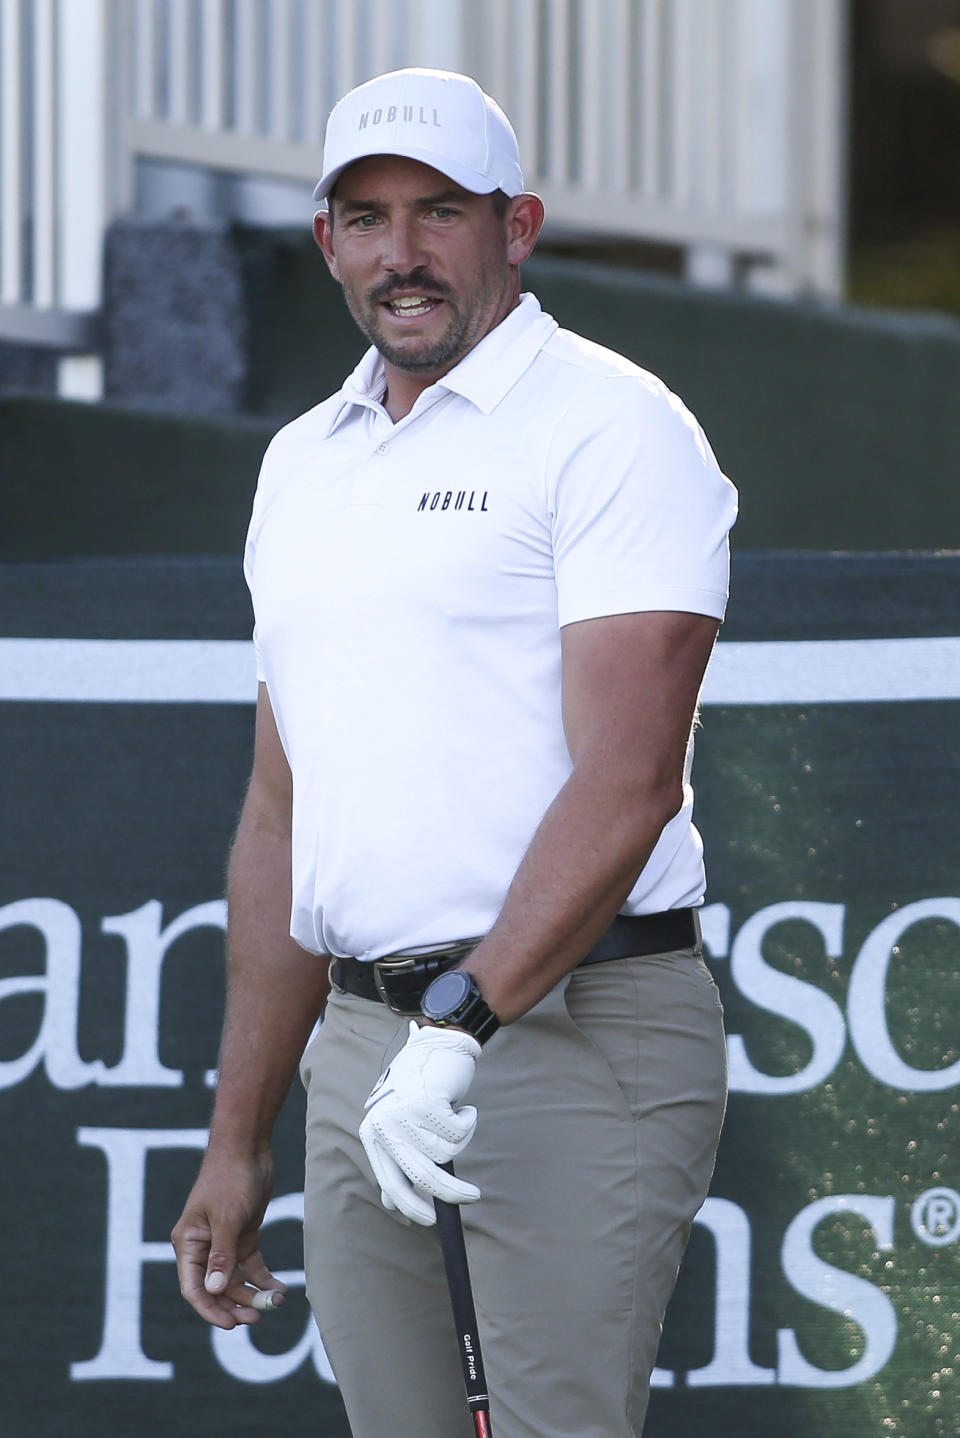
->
[349, 439, 389, 506]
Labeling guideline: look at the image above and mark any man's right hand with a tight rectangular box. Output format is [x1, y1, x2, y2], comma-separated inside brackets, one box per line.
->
[171, 1148, 288, 1329]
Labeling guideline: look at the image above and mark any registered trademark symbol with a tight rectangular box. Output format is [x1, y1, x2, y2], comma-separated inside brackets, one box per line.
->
[911, 1187, 960, 1246]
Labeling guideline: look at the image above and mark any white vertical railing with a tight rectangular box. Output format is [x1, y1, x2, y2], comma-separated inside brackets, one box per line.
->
[31, 0, 55, 308]
[545, 0, 570, 188]
[234, 0, 258, 132]
[1, 0, 23, 306]
[133, 0, 154, 119]
[56, 0, 109, 396]
[607, 0, 632, 193]
[302, 0, 327, 145]
[200, 0, 227, 131]
[804, 0, 848, 296]
[0, 0, 113, 369]
[269, 0, 294, 141]
[639, 0, 660, 200]
[0, 0, 849, 362]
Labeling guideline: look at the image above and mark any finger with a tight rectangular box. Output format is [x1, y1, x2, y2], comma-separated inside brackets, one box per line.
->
[219, 1279, 287, 1314]
[373, 1178, 413, 1227]
[388, 1142, 482, 1206]
[404, 1108, 478, 1160]
[238, 1252, 289, 1297]
[173, 1227, 211, 1305]
[413, 1100, 478, 1141]
[172, 1224, 243, 1329]
[250, 1288, 286, 1313]
[372, 1146, 437, 1226]
[204, 1216, 243, 1298]
[419, 1165, 481, 1206]
[391, 1179, 438, 1226]
[379, 1190, 412, 1226]
[362, 1126, 399, 1197]
[365, 1133, 412, 1212]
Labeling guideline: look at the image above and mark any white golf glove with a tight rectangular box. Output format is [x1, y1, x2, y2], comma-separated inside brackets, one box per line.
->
[359, 1020, 482, 1226]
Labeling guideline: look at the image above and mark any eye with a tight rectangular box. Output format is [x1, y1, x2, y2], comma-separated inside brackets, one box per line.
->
[352, 213, 380, 229]
[430, 206, 457, 220]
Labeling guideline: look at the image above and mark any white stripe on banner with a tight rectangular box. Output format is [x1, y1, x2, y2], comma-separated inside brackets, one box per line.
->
[0, 637, 958, 705]
[0, 639, 257, 703]
[707, 638, 960, 704]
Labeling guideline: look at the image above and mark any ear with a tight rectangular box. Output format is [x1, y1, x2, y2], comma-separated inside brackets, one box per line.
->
[505, 194, 545, 266]
[313, 211, 341, 282]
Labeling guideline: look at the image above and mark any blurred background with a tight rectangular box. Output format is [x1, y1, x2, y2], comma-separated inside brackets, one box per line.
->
[3, 0, 960, 555]
[2, 0, 960, 404]
[1, 6, 959, 1438]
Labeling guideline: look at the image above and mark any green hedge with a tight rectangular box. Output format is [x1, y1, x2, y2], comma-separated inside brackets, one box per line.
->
[5, 241, 960, 557]
[1, 395, 273, 560]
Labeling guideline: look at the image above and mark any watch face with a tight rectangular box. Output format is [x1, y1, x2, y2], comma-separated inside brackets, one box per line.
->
[422, 968, 473, 1020]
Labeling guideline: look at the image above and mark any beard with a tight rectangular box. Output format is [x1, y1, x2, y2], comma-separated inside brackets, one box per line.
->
[341, 245, 511, 374]
[342, 278, 473, 374]
[360, 305, 473, 374]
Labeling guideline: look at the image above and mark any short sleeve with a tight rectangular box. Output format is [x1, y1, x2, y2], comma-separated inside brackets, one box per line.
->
[243, 438, 279, 686]
[545, 374, 738, 628]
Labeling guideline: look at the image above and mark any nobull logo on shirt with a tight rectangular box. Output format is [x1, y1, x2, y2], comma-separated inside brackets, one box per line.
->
[358, 105, 441, 130]
[418, 489, 489, 513]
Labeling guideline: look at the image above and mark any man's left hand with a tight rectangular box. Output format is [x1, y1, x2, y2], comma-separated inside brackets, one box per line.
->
[359, 1020, 482, 1225]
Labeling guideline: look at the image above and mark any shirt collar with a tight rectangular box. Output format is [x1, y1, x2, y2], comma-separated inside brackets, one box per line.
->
[323, 347, 389, 436]
[435, 294, 558, 413]
[323, 293, 557, 436]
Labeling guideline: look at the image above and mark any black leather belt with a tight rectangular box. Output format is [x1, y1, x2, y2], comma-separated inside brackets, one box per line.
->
[328, 908, 698, 1017]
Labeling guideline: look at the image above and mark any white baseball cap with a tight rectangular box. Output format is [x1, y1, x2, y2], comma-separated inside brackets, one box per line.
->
[313, 68, 525, 204]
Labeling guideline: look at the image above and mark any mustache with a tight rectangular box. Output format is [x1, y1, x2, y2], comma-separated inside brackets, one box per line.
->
[369, 273, 453, 303]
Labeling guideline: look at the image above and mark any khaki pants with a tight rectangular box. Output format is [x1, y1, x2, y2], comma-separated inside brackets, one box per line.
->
[301, 945, 727, 1438]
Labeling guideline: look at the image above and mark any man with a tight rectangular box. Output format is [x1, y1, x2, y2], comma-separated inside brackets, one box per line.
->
[172, 67, 737, 1438]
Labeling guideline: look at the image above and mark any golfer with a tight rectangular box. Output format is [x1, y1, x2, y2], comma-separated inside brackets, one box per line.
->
[172, 66, 737, 1438]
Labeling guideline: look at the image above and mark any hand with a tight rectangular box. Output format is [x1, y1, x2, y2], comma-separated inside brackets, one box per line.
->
[359, 1020, 482, 1225]
[171, 1148, 288, 1329]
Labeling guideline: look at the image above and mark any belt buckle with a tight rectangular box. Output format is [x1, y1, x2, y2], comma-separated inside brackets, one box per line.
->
[372, 955, 419, 1014]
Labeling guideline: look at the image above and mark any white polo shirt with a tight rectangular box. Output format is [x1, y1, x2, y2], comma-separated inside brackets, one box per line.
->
[245, 293, 737, 960]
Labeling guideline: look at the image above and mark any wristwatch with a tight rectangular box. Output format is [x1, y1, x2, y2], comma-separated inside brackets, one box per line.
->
[420, 969, 500, 1045]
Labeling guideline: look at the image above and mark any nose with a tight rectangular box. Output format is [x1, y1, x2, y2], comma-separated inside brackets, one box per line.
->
[382, 214, 428, 274]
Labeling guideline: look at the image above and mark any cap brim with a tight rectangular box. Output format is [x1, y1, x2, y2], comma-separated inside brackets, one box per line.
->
[313, 146, 509, 203]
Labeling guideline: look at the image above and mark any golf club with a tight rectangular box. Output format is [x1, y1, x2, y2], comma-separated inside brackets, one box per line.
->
[435, 1162, 493, 1437]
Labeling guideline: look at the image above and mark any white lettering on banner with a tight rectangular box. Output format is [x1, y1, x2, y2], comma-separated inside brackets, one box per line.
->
[911, 1187, 960, 1246]
[2, 895, 957, 1095]
[685, 1198, 776, 1387]
[0, 898, 106, 1089]
[654, 1195, 899, 1390]
[2, 895, 956, 1095]
[698, 903, 731, 963]
[713, 902, 848, 1095]
[99, 900, 227, 1088]
[72, 1127, 208, 1380]
[72, 1128, 337, 1386]
[847, 898, 960, 1090]
[211, 1192, 336, 1384]
[777, 1196, 897, 1387]
[0, 898, 226, 1091]
[72, 1131, 924, 1390]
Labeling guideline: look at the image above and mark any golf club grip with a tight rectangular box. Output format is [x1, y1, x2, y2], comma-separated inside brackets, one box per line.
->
[435, 1165, 492, 1432]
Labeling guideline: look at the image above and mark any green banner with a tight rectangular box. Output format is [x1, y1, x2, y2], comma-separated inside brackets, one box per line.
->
[1, 554, 957, 1437]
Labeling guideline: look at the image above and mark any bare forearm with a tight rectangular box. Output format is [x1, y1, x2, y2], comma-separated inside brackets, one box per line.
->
[459, 612, 717, 1024]
[207, 811, 329, 1154]
[464, 762, 679, 1022]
